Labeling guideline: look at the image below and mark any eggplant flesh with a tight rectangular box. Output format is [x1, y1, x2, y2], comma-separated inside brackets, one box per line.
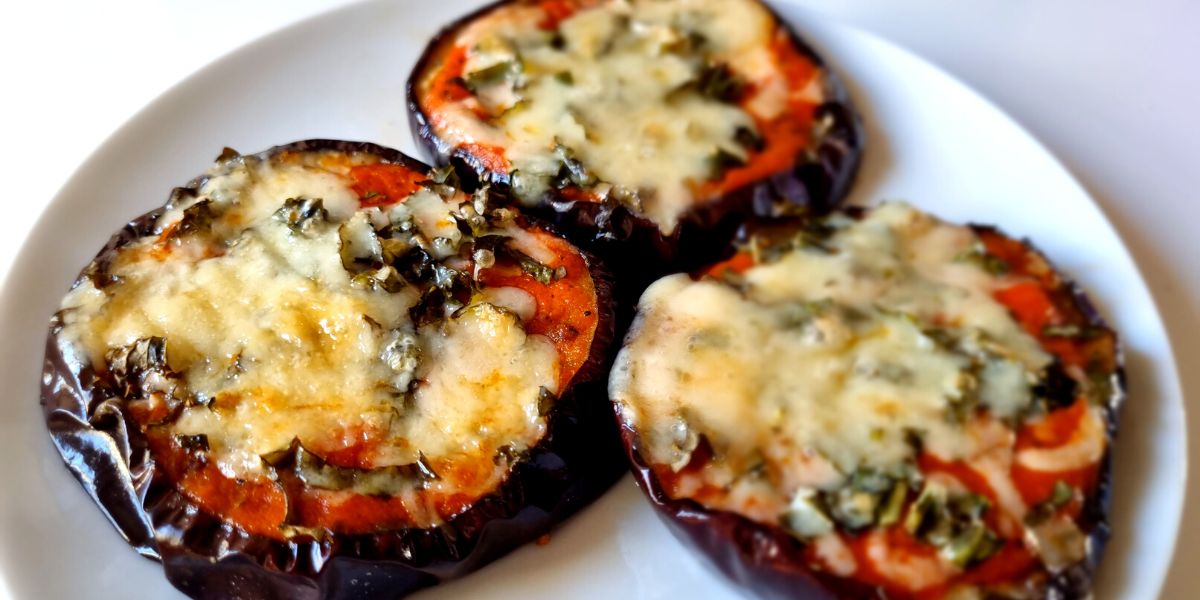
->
[406, 0, 864, 293]
[614, 214, 1124, 600]
[41, 139, 625, 600]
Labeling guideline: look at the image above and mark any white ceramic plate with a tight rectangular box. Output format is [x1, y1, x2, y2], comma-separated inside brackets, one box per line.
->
[0, 1, 1185, 598]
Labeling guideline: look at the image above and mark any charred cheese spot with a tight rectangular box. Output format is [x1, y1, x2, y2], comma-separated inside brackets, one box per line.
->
[57, 149, 578, 531]
[417, 0, 824, 232]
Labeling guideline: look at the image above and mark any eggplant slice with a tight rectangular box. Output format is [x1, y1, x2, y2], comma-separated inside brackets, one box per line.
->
[41, 139, 623, 600]
[408, 0, 863, 283]
[609, 203, 1123, 599]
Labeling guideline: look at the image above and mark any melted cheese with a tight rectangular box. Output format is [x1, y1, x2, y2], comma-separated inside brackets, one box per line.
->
[423, 0, 811, 232]
[395, 304, 557, 462]
[1016, 405, 1107, 472]
[614, 276, 969, 478]
[58, 150, 562, 488]
[864, 530, 957, 591]
[610, 202, 1054, 523]
[814, 534, 857, 577]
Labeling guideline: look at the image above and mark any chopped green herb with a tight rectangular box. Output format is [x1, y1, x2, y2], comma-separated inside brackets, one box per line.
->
[1025, 480, 1075, 526]
[849, 466, 893, 493]
[273, 197, 328, 234]
[350, 267, 405, 293]
[185, 392, 213, 409]
[429, 164, 459, 185]
[105, 336, 178, 402]
[518, 255, 558, 285]
[777, 298, 835, 328]
[1043, 324, 1080, 337]
[877, 481, 909, 527]
[1042, 324, 1100, 339]
[215, 147, 240, 162]
[709, 148, 745, 178]
[1049, 480, 1074, 505]
[949, 492, 992, 521]
[176, 434, 209, 453]
[433, 264, 464, 290]
[782, 489, 834, 539]
[982, 254, 1009, 275]
[903, 429, 925, 454]
[904, 483, 946, 537]
[827, 487, 881, 530]
[734, 126, 766, 152]
[473, 234, 561, 285]
[1031, 363, 1079, 412]
[552, 142, 597, 188]
[273, 442, 442, 495]
[227, 351, 245, 378]
[380, 329, 420, 392]
[410, 288, 458, 327]
[1085, 369, 1117, 406]
[414, 452, 440, 481]
[175, 200, 215, 237]
[687, 328, 731, 351]
[537, 386, 556, 416]
[941, 522, 1002, 568]
[696, 62, 745, 102]
[461, 60, 518, 92]
[379, 237, 414, 264]
[954, 241, 1008, 274]
[610, 185, 644, 212]
[494, 444, 529, 465]
[666, 416, 701, 472]
[554, 71, 574, 85]
[903, 481, 1002, 563]
[663, 30, 708, 55]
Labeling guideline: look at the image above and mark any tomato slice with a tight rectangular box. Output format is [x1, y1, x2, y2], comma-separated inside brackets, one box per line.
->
[994, 282, 1058, 335]
[477, 228, 599, 390]
[427, 44, 472, 104]
[289, 488, 412, 534]
[458, 142, 511, 175]
[147, 431, 288, 538]
[349, 164, 426, 207]
[694, 34, 820, 200]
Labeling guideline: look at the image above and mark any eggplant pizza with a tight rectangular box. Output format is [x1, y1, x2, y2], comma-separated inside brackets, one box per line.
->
[41, 140, 622, 599]
[610, 203, 1123, 599]
[409, 0, 862, 275]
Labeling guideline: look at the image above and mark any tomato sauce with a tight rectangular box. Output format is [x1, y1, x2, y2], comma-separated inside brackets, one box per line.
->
[147, 431, 289, 538]
[477, 228, 599, 389]
[349, 164, 426, 207]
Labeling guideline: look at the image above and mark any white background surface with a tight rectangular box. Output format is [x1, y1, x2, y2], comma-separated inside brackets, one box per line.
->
[0, 1, 1195, 598]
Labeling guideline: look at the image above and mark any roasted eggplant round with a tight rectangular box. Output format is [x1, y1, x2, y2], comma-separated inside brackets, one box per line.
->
[408, 0, 862, 281]
[609, 203, 1123, 599]
[41, 139, 624, 599]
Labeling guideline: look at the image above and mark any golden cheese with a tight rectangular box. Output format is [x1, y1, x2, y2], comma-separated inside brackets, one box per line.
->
[610, 202, 1057, 521]
[426, 0, 810, 232]
[58, 151, 561, 485]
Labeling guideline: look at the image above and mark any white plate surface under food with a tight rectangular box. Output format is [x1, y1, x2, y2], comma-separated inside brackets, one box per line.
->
[0, 1, 1185, 598]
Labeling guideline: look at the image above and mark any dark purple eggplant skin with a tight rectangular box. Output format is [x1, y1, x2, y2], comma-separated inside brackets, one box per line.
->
[615, 217, 1125, 600]
[406, 0, 864, 291]
[40, 139, 625, 600]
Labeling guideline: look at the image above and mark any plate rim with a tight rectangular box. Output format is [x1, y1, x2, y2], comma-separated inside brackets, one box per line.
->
[0, 1, 1186, 598]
